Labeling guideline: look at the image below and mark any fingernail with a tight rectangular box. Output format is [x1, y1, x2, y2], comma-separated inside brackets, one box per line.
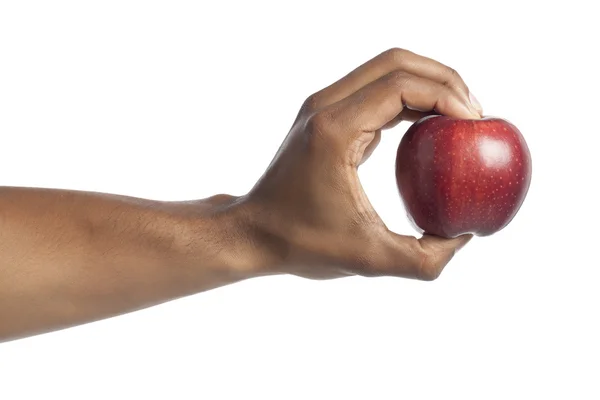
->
[469, 91, 483, 114]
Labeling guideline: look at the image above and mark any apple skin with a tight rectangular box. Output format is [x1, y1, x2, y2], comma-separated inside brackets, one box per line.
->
[395, 115, 532, 238]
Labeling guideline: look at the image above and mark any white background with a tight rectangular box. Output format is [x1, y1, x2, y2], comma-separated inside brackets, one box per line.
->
[1, 0, 598, 399]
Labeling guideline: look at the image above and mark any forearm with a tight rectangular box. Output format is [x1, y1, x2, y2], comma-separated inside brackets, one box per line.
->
[0, 187, 269, 342]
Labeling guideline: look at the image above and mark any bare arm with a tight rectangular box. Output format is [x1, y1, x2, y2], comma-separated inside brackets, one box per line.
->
[0, 48, 480, 342]
[0, 188, 261, 342]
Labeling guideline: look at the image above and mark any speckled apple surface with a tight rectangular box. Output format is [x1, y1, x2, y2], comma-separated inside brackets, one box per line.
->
[395, 115, 532, 238]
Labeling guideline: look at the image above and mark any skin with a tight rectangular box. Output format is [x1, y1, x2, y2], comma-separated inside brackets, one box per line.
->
[0, 48, 482, 343]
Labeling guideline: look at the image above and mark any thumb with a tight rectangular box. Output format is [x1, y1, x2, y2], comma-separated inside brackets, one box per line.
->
[370, 232, 473, 281]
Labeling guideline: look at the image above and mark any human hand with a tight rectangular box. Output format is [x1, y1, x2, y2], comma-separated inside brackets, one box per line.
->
[0, 48, 484, 342]
[243, 48, 482, 281]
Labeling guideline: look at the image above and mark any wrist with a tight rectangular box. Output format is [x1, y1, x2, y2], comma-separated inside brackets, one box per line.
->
[176, 194, 287, 282]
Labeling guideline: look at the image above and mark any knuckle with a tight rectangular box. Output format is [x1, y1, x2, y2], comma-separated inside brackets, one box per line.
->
[410, 241, 443, 281]
[448, 67, 460, 79]
[305, 110, 335, 138]
[384, 47, 410, 65]
[417, 259, 441, 281]
[444, 67, 466, 89]
[301, 94, 320, 113]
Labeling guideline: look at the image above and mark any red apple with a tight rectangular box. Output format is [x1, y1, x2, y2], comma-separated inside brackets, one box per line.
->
[395, 115, 532, 238]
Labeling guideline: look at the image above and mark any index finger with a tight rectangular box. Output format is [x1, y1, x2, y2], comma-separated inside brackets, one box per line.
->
[311, 48, 478, 112]
[327, 70, 480, 136]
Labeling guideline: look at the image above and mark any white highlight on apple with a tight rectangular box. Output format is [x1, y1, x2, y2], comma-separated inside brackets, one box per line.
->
[478, 137, 511, 168]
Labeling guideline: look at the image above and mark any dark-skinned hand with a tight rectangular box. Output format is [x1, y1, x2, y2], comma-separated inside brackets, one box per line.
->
[242, 48, 482, 281]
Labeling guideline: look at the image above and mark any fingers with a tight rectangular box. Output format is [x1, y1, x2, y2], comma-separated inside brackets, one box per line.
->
[308, 48, 480, 114]
[381, 109, 438, 131]
[326, 70, 480, 135]
[359, 232, 473, 280]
